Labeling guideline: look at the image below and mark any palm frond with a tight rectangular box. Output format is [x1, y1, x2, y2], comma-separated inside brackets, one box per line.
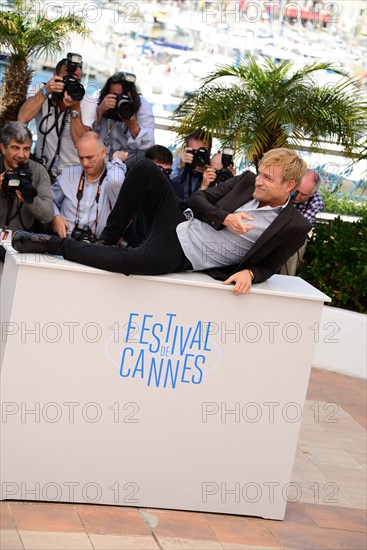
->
[0, 0, 93, 128]
[173, 53, 367, 166]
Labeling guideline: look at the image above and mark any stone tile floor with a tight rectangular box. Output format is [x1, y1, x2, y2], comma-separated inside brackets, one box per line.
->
[1, 368, 366, 550]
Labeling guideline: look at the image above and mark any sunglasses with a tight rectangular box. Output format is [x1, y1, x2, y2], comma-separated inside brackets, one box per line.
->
[158, 166, 172, 176]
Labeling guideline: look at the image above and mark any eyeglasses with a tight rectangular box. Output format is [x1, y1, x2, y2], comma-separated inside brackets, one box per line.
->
[158, 166, 172, 176]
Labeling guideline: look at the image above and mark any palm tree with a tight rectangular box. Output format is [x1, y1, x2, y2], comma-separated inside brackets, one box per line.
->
[0, 0, 92, 129]
[172, 54, 367, 169]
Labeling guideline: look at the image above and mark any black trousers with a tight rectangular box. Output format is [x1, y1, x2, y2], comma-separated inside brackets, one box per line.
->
[48, 159, 192, 275]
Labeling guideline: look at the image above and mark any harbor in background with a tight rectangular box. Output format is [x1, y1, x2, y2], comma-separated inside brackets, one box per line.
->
[1, 0, 366, 191]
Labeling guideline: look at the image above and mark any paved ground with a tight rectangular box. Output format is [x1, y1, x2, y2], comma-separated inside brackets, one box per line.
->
[1, 368, 366, 550]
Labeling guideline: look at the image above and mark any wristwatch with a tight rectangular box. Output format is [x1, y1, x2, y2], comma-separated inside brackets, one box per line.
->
[70, 110, 80, 119]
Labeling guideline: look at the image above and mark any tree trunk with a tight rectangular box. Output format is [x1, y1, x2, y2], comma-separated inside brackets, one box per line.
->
[0, 57, 33, 131]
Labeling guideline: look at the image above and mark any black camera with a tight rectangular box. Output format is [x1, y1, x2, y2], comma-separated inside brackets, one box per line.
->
[190, 147, 210, 169]
[104, 93, 135, 121]
[71, 224, 97, 243]
[215, 147, 235, 185]
[51, 52, 85, 104]
[63, 74, 85, 101]
[2, 165, 38, 204]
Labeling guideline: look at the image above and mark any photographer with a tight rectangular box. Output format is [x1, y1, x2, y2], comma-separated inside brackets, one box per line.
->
[18, 53, 95, 181]
[207, 149, 236, 185]
[170, 129, 213, 199]
[50, 132, 127, 241]
[93, 72, 155, 169]
[0, 122, 53, 260]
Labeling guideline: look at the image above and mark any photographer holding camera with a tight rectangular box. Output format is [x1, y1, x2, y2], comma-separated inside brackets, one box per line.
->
[208, 149, 237, 184]
[171, 130, 236, 200]
[18, 53, 95, 182]
[0, 122, 53, 259]
[93, 72, 155, 169]
[170, 129, 213, 200]
[50, 132, 127, 242]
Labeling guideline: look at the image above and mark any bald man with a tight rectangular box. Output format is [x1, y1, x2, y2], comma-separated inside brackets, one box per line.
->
[292, 169, 324, 224]
[50, 132, 128, 242]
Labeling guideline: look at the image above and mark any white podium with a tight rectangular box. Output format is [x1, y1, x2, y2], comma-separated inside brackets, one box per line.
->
[0, 249, 330, 519]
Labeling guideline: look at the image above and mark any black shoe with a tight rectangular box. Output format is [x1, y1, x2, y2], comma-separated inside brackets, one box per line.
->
[12, 231, 51, 254]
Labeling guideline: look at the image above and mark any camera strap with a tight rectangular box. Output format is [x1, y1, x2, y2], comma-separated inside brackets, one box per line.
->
[74, 167, 107, 235]
[103, 119, 118, 158]
[3, 193, 32, 231]
[3, 193, 17, 227]
[47, 108, 69, 179]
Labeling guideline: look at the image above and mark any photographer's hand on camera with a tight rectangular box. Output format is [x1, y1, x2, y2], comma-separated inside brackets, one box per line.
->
[177, 147, 194, 170]
[15, 190, 25, 204]
[51, 214, 69, 238]
[123, 113, 141, 139]
[46, 75, 65, 100]
[1, 171, 24, 204]
[17, 75, 65, 124]
[63, 92, 80, 110]
[96, 93, 118, 123]
[200, 166, 216, 190]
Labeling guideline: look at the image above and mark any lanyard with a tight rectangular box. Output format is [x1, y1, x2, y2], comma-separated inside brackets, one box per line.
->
[74, 167, 107, 235]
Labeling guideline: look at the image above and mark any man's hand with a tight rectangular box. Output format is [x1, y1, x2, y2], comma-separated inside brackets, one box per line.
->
[223, 269, 253, 295]
[112, 150, 129, 162]
[97, 93, 117, 117]
[223, 212, 255, 234]
[200, 166, 216, 190]
[0, 172, 4, 190]
[63, 93, 81, 111]
[124, 114, 140, 138]
[178, 147, 194, 170]
[44, 75, 65, 97]
[52, 215, 69, 238]
[15, 190, 25, 203]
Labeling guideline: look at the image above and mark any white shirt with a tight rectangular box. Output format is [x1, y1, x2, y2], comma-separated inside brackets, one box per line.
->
[30, 82, 97, 176]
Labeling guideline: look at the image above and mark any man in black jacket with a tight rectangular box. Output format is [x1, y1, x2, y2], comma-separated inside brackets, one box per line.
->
[12, 148, 310, 295]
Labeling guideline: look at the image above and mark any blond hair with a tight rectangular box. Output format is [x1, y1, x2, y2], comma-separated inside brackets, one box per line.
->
[259, 148, 307, 189]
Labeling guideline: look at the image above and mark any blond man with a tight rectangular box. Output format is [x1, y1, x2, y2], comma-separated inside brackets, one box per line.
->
[13, 148, 310, 295]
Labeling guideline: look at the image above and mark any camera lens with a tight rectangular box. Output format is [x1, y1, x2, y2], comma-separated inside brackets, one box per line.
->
[117, 95, 135, 120]
[21, 186, 37, 204]
[63, 75, 85, 101]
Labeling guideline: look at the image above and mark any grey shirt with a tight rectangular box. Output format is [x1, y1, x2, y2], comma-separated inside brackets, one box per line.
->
[176, 199, 287, 271]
